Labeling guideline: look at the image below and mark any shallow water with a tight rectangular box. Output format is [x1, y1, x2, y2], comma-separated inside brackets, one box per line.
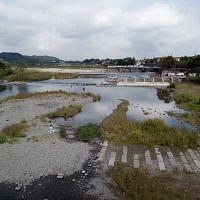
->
[0, 75, 193, 130]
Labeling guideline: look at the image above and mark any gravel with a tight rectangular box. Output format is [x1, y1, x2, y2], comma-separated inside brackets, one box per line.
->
[0, 140, 92, 185]
[0, 94, 93, 185]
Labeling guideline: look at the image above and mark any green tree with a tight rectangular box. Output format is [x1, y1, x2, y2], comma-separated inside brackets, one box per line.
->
[0, 59, 13, 78]
[158, 56, 177, 70]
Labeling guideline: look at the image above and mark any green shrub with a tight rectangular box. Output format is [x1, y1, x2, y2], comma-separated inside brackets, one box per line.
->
[75, 124, 101, 141]
[167, 83, 176, 88]
[59, 126, 66, 138]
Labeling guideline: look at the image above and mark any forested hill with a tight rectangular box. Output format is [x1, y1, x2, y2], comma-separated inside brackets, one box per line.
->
[0, 52, 62, 65]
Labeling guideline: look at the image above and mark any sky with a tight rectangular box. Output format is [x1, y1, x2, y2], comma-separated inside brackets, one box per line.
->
[0, 0, 200, 61]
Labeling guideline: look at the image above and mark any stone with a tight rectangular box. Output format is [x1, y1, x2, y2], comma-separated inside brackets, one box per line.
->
[122, 155, 127, 163]
[15, 186, 21, 191]
[57, 173, 64, 179]
[158, 161, 166, 171]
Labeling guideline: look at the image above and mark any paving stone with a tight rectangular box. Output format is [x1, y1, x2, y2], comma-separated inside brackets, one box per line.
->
[167, 151, 174, 159]
[184, 163, 193, 172]
[155, 148, 160, 154]
[103, 141, 108, 147]
[98, 146, 107, 161]
[145, 156, 152, 166]
[108, 158, 115, 166]
[187, 149, 198, 160]
[194, 150, 200, 160]
[122, 155, 127, 163]
[110, 151, 116, 158]
[179, 152, 184, 156]
[180, 155, 188, 164]
[134, 154, 139, 160]
[145, 150, 150, 157]
[194, 160, 200, 169]
[158, 161, 166, 171]
[169, 158, 177, 168]
[134, 159, 139, 168]
[108, 152, 116, 167]
[123, 146, 128, 155]
[157, 154, 164, 162]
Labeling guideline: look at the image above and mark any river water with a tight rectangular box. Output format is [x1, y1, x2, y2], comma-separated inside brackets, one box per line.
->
[0, 73, 193, 130]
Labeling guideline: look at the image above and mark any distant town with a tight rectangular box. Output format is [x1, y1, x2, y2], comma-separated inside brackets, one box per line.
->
[0, 52, 200, 76]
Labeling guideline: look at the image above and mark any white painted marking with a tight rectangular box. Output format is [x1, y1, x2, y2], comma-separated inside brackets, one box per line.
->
[108, 151, 116, 166]
[158, 161, 166, 171]
[122, 155, 127, 163]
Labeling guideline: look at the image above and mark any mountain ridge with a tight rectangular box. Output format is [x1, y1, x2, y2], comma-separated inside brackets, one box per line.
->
[0, 52, 63, 64]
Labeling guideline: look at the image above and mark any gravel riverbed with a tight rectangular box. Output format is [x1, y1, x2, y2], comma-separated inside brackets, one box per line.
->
[0, 94, 93, 185]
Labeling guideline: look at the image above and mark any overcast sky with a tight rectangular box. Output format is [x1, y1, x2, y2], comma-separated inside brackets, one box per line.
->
[0, 0, 200, 60]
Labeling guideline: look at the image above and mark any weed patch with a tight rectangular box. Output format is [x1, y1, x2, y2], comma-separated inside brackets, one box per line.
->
[0, 121, 28, 144]
[101, 100, 199, 148]
[45, 105, 82, 119]
[109, 163, 200, 200]
[59, 126, 66, 138]
[75, 124, 101, 141]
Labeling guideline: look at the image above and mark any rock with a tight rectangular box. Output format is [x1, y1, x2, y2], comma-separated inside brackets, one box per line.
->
[81, 170, 86, 174]
[57, 173, 64, 179]
[15, 186, 21, 191]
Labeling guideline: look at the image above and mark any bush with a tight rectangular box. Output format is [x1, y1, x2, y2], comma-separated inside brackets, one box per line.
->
[75, 124, 101, 141]
[59, 126, 66, 138]
[167, 83, 176, 88]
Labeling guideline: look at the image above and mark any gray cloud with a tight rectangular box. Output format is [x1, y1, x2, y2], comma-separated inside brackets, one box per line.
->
[0, 0, 199, 60]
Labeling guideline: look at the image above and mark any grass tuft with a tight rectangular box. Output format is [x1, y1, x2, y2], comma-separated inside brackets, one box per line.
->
[74, 124, 101, 141]
[59, 126, 67, 138]
[0, 121, 28, 144]
[45, 105, 82, 119]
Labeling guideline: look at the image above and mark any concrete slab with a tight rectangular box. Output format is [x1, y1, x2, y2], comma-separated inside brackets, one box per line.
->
[158, 161, 166, 171]
[187, 149, 198, 160]
[108, 157, 115, 166]
[194, 150, 200, 160]
[123, 146, 128, 155]
[110, 151, 116, 158]
[180, 155, 188, 164]
[155, 148, 160, 154]
[179, 152, 184, 156]
[134, 154, 139, 160]
[167, 151, 174, 159]
[145, 150, 150, 157]
[194, 160, 200, 169]
[157, 154, 164, 162]
[134, 159, 139, 168]
[184, 163, 193, 172]
[169, 158, 177, 168]
[103, 141, 108, 147]
[122, 155, 127, 163]
[98, 146, 107, 161]
[145, 156, 152, 166]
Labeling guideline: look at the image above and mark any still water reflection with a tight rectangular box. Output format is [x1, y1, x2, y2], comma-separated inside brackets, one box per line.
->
[0, 77, 192, 130]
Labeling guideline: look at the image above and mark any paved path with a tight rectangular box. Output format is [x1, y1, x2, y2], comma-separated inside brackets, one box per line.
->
[98, 141, 200, 173]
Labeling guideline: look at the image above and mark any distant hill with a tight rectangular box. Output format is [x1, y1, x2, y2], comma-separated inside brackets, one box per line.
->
[0, 52, 63, 65]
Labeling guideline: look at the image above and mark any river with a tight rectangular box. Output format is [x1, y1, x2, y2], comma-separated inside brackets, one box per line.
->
[0, 73, 193, 130]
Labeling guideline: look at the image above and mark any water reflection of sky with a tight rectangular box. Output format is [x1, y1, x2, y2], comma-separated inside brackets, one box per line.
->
[0, 77, 194, 130]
